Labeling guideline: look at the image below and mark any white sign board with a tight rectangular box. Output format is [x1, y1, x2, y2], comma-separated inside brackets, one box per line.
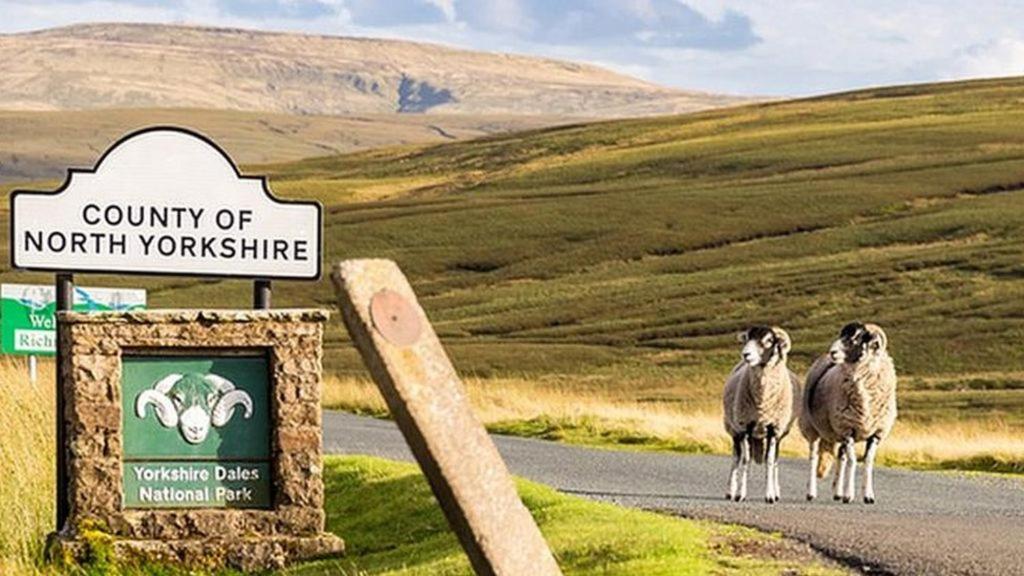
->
[1, 283, 146, 355]
[10, 127, 321, 279]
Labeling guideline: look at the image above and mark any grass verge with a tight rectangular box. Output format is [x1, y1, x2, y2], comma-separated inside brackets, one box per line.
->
[288, 455, 847, 576]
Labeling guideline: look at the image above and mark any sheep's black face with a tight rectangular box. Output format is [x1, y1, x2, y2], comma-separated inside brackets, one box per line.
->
[830, 322, 886, 364]
[737, 326, 782, 366]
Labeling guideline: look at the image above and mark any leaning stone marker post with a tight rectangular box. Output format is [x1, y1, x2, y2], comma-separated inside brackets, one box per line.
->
[332, 259, 563, 576]
[54, 309, 343, 571]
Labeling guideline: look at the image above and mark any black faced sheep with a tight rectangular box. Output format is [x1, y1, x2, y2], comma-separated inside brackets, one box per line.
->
[723, 326, 801, 503]
[799, 322, 897, 504]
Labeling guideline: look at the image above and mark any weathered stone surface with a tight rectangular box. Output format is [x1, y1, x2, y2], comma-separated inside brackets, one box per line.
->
[278, 426, 321, 451]
[52, 533, 344, 572]
[62, 309, 329, 324]
[278, 402, 321, 427]
[57, 309, 343, 571]
[332, 259, 562, 576]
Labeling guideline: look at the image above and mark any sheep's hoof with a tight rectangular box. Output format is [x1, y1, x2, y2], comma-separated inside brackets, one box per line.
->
[774, 496, 781, 503]
[806, 494, 815, 501]
[864, 496, 876, 504]
[764, 496, 774, 504]
[833, 495, 841, 501]
[842, 496, 852, 504]
[734, 495, 745, 502]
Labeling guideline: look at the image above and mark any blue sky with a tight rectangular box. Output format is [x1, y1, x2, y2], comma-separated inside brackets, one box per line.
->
[3, 0, 1024, 96]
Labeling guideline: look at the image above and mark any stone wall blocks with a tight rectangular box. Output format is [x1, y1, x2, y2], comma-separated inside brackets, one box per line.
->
[58, 309, 339, 571]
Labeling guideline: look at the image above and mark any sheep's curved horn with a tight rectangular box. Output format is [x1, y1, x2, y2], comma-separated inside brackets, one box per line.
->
[136, 389, 179, 428]
[153, 373, 183, 394]
[203, 373, 236, 393]
[771, 326, 792, 355]
[211, 389, 253, 427]
[865, 324, 888, 351]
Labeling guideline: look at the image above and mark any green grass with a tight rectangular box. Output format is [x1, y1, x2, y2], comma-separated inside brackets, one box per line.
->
[286, 456, 844, 576]
[6, 77, 1024, 430]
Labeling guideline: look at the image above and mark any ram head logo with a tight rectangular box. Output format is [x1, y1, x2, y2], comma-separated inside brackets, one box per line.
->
[135, 372, 253, 444]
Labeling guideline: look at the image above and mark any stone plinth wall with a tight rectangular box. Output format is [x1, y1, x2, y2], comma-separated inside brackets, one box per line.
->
[54, 309, 344, 571]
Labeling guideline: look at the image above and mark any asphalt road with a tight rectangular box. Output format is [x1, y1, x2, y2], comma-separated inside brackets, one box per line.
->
[323, 411, 1024, 576]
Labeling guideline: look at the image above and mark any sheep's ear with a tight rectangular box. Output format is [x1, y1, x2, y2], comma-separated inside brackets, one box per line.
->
[736, 331, 749, 344]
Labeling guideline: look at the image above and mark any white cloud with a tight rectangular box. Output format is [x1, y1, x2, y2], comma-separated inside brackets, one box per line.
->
[463, 0, 531, 36]
[0, 1, 179, 31]
[942, 38, 1024, 80]
[424, 0, 455, 22]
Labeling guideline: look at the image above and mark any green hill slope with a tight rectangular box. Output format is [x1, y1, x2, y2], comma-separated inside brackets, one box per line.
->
[5, 77, 1024, 428]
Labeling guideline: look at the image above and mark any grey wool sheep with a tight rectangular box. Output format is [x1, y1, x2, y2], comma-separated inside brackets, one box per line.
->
[800, 322, 897, 504]
[723, 326, 801, 503]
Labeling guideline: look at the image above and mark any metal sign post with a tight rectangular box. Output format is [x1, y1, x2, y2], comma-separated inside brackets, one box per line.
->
[254, 279, 271, 310]
[55, 273, 73, 532]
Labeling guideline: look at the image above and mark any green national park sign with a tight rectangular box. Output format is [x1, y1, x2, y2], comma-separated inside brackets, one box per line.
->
[122, 355, 272, 509]
[0, 283, 146, 356]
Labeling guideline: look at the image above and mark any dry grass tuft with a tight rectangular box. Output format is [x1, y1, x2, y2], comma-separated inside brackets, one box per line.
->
[882, 420, 1024, 471]
[326, 374, 730, 451]
[324, 375, 1024, 471]
[0, 357, 55, 574]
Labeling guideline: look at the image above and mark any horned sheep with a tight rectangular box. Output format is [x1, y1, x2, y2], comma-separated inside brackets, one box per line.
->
[723, 326, 801, 503]
[799, 322, 897, 504]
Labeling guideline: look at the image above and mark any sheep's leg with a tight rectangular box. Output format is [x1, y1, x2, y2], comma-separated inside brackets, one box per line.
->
[807, 438, 820, 501]
[727, 434, 743, 500]
[832, 443, 847, 501]
[764, 428, 777, 503]
[842, 436, 857, 504]
[773, 451, 781, 502]
[863, 435, 879, 504]
[737, 433, 751, 502]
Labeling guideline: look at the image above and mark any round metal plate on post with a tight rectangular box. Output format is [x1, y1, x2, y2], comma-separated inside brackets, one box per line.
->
[370, 289, 422, 347]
